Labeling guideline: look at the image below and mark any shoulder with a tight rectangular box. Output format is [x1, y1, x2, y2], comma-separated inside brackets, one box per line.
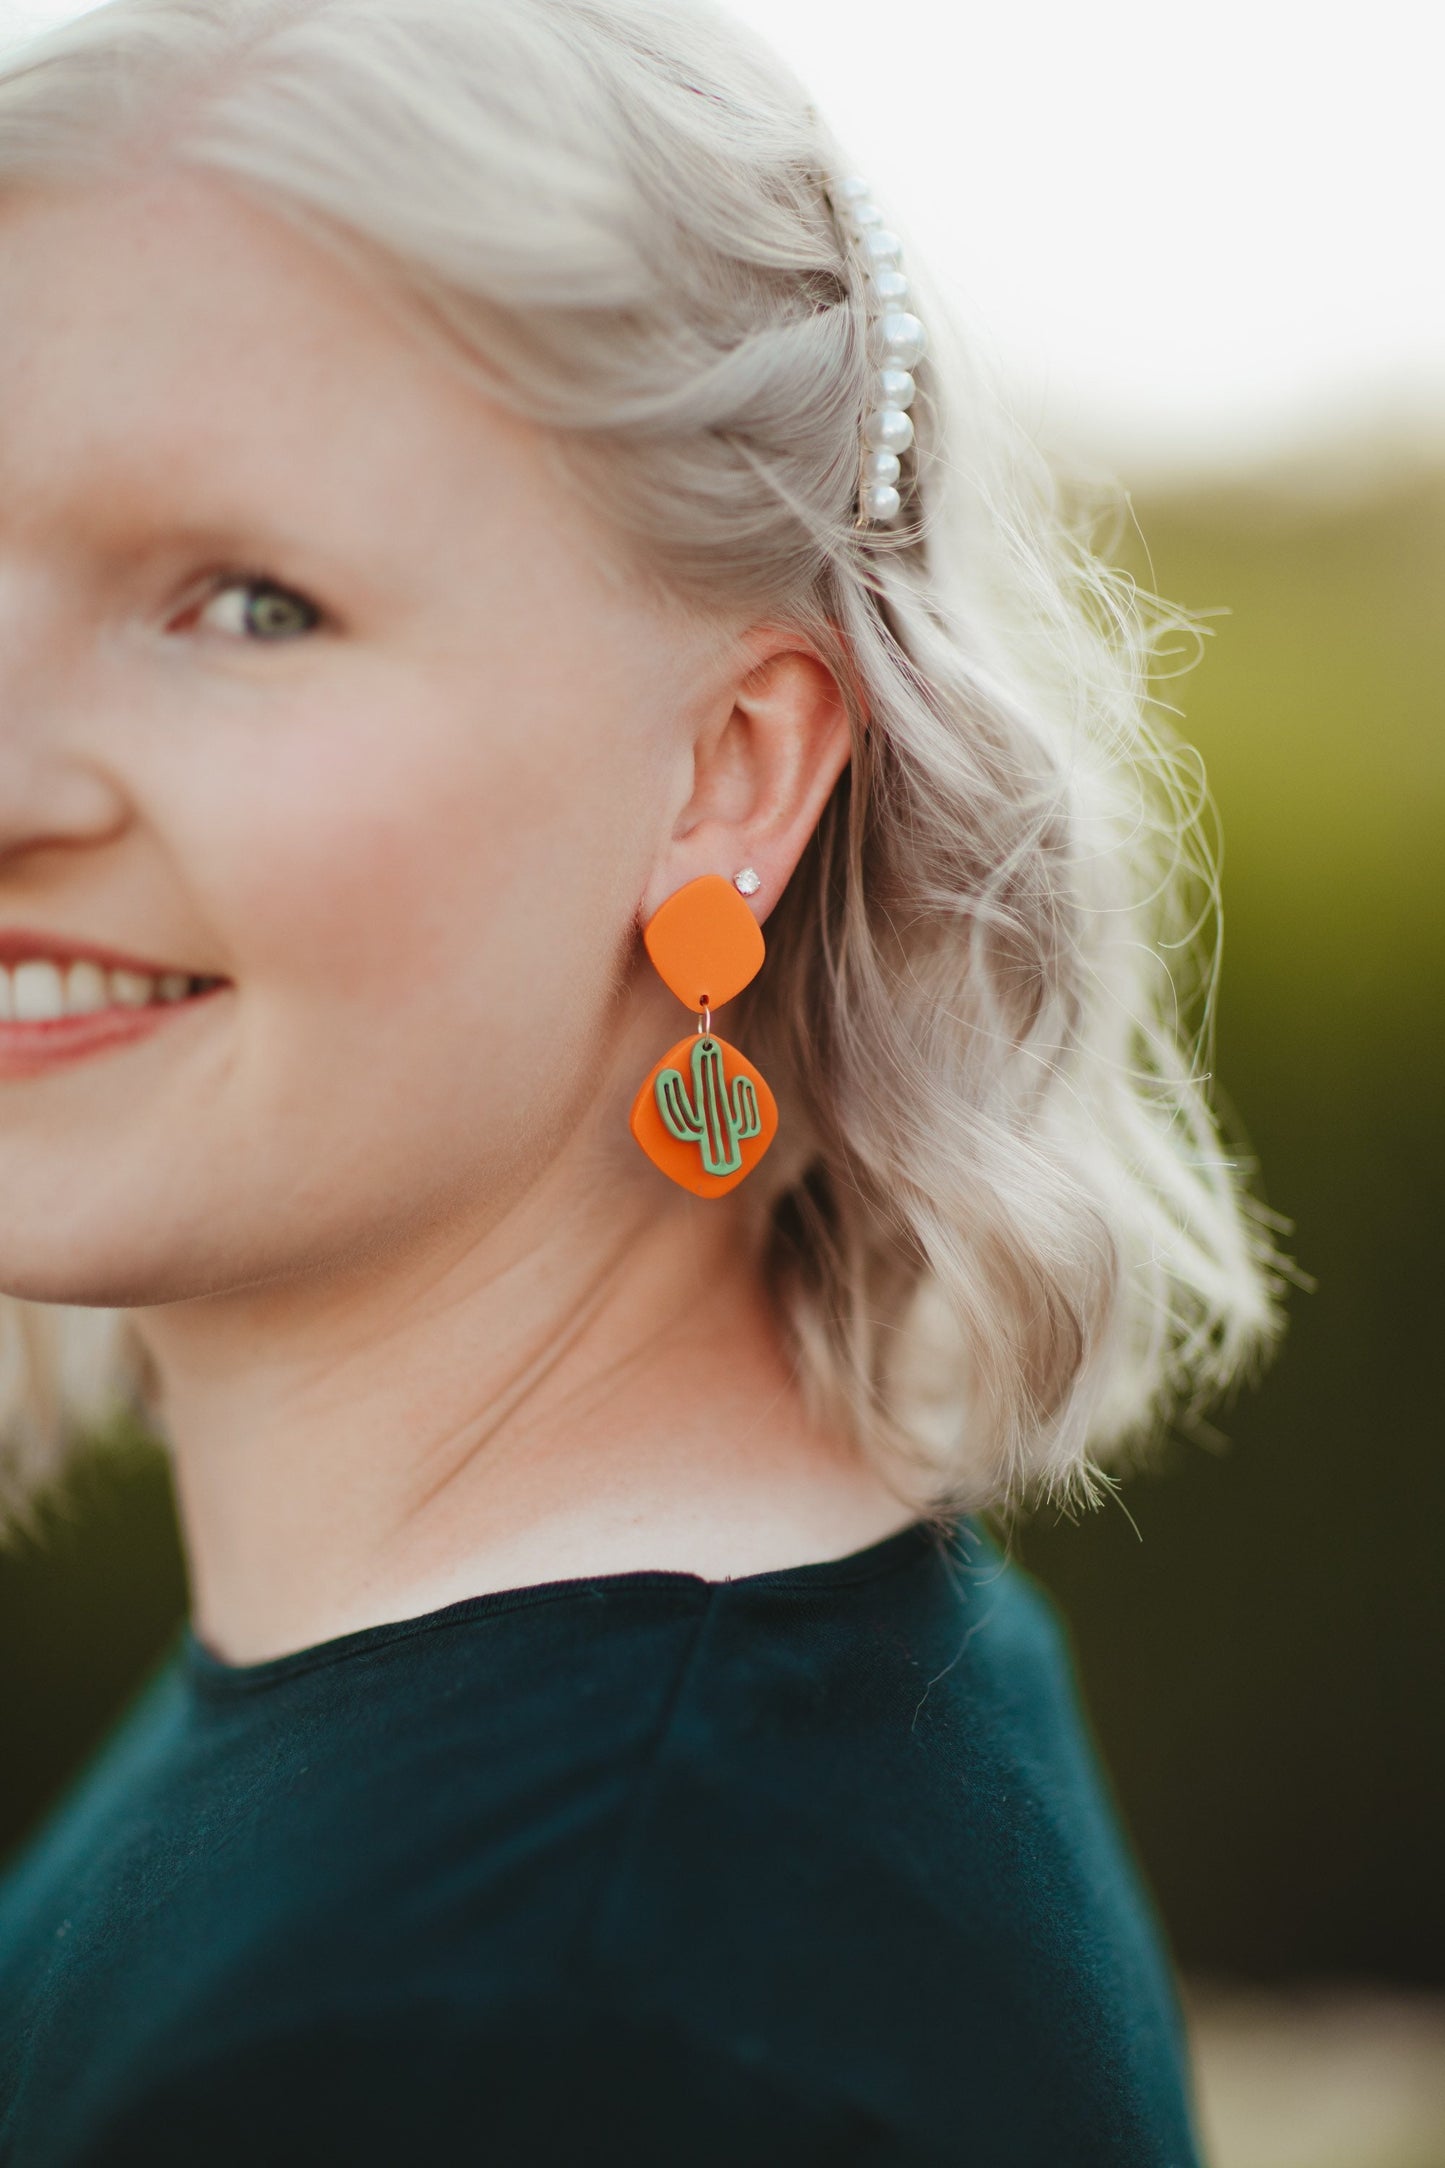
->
[51, 1537, 1197, 2167]
[570, 1534, 1203, 2164]
[70, 1988, 911, 2167]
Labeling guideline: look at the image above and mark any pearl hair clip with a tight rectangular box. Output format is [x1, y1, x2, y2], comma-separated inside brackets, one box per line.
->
[830, 173, 928, 528]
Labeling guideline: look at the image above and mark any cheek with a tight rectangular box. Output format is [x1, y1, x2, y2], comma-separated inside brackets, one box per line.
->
[191, 683, 648, 1142]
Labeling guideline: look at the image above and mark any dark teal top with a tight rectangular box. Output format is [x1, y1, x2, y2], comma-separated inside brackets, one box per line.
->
[0, 1516, 1203, 2165]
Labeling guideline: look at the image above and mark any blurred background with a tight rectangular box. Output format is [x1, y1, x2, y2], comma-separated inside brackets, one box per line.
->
[1, 1, 1441, 2161]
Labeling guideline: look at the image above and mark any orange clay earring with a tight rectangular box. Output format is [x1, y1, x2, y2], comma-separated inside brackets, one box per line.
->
[629, 870, 779, 1197]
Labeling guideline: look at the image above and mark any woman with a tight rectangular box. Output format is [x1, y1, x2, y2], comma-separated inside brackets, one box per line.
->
[0, 0, 1279, 2160]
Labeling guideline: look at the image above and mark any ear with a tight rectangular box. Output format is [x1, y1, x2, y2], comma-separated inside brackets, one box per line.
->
[642, 627, 853, 926]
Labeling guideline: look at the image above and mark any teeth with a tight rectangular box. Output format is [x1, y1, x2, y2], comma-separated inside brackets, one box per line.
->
[65, 960, 109, 1014]
[0, 960, 206, 1019]
[107, 969, 155, 1008]
[12, 961, 66, 1021]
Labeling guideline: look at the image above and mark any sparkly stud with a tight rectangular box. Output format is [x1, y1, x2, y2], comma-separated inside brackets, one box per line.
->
[732, 867, 761, 896]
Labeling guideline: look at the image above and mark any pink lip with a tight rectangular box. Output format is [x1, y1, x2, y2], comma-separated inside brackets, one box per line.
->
[0, 983, 229, 1081]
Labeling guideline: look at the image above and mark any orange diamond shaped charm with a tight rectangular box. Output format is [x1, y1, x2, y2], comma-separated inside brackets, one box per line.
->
[630, 1031, 778, 1197]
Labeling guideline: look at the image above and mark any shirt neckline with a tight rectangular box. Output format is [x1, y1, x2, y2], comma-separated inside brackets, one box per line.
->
[181, 1513, 963, 1695]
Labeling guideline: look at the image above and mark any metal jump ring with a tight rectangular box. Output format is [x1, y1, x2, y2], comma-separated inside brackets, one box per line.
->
[695, 1003, 712, 1036]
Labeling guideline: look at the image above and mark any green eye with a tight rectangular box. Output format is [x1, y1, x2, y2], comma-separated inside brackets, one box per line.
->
[243, 583, 318, 639]
[199, 575, 323, 642]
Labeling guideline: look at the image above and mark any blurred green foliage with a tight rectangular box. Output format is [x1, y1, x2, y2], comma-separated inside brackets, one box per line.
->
[2, 461, 1441, 1983]
[1, 1420, 185, 1844]
[1014, 460, 1445, 1984]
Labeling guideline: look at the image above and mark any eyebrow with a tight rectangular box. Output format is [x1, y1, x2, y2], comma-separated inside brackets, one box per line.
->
[1, 452, 398, 605]
[115, 514, 362, 577]
[34, 505, 380, 614]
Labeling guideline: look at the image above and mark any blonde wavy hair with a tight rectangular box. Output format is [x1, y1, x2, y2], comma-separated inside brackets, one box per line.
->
[0, 0, 1283, 1547]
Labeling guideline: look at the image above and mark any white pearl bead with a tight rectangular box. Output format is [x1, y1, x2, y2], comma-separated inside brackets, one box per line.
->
[874, 310, 926, 368]
[863, 406, 914, 454]
[834, 171, 924, 529]
[871, 269, 909, 307]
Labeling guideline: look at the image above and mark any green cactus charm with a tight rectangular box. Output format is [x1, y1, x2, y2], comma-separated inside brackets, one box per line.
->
[655, 1035, 762, 1178]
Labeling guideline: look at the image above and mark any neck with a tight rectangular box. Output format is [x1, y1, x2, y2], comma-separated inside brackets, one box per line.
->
[131, 1163, 908, 1666]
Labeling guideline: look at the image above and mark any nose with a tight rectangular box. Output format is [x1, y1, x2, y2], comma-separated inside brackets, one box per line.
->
[0, 576, 129, 860]
[0, 701, 129, 860]
[0, 755, 127, 862]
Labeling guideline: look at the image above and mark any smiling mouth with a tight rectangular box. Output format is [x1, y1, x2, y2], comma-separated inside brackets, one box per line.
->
[0, 958, 228, 1023]
[0, 960, 230, 1081]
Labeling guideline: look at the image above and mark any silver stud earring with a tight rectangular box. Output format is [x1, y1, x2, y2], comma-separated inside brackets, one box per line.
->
[732, 868, 761, 896]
